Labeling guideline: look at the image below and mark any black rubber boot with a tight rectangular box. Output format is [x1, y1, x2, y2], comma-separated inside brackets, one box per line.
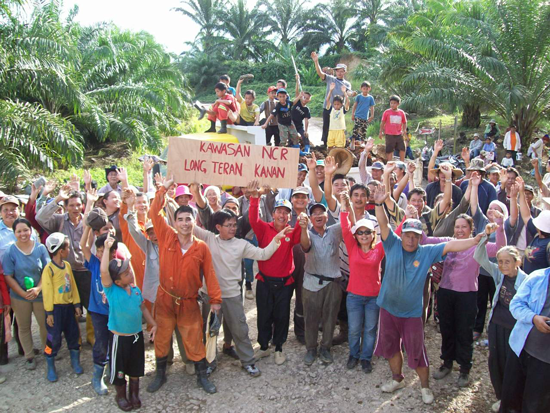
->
[146, 356, 167, 393]
[205, 121, 216, 133]
[217, 120, 227, 134]
[193, 101, 206, 120]
[195, 358, 217, 394]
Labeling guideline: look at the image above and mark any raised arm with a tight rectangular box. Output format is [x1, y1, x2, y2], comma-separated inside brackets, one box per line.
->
[342, 85, 350, 111]
[326, 83, 334, 110]
[150, 175, 175, 242]
[189, 182, 206, 209]
[437, 163, 453, 215]
[394, 163, 414, 200]
[294, 74, 301, 99]
[358, 138, 374, 184]
[80, 224, 94, 263]
[428, 139, 444, 182]
[236, 78, 244, 103]
[531, 158, 550, 197]
[443, 232, 483, 255]
[324, 156, 339, 212]
[306, 153, 324, 203]
[311, 51, 326, 81]
[299, 213, 311, 252]
[508, 182, 519, 228]
[35, 185, 71, 233]
[246, 180, 269, 235]
[516, 177, 532, 225]
[142, 159, 154, 194]
[100, 236, 115, 288]
[469, 171, 481, 217]
[373, 185, 390, 241]
[473, 232, 501, 282]
[125, 210, 148, 253]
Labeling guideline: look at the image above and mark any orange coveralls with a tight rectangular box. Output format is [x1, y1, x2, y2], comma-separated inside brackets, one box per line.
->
[150, 187, 222, 361]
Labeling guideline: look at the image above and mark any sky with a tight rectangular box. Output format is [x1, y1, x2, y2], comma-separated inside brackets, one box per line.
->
[60, 0, 204, 54]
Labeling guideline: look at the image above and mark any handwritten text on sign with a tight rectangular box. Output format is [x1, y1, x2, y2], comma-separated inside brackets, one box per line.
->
[167, 137, 299, 188]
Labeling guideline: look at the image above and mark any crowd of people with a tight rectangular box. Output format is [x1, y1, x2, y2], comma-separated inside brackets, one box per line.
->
[1, 55, 550, 413]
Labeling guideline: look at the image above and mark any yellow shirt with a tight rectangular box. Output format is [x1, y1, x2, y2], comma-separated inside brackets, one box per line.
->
[42, 261, 81, 313]
[240, 103, 260, 123]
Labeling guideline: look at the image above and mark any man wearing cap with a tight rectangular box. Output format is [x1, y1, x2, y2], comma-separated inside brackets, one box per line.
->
[311, 51, 353, 146]
[485, 164, 501, 188]
[247, 180, 302, 365]
[147, 175, 221, 394]
[372, 185, 484, 404]
[299, 202, 343, 365]
[484, 119, 501, 142]
[425, 163, 464, 209]
[259, 86, 279, 146]
[459, 159, 497, 214]
[469, 133, 483, 158]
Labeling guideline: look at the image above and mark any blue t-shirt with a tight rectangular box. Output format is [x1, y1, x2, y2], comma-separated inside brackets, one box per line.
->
[377, 229, 446, 318]
[2, 242, 50, 302]
[354, 94, 375, 120]
[525, 219, 550, 274]
[103, 282, 143, 334]
[85, 255, 109, 316]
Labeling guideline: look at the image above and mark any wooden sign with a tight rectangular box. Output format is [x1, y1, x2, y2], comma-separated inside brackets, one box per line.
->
[167, 137, 299, 188]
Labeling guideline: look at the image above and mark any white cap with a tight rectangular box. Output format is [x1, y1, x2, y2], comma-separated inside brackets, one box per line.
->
[533, 210, 550, 233]
[351, 219, 375, 234]
[45, 232, 67, 254]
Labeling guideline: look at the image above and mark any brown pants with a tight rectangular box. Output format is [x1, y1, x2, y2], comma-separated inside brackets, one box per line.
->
[11, 298, 47, 359]
[302, 281, 342, 351]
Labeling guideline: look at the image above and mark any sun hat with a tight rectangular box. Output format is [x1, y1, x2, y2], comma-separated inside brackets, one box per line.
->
[432, 162, 464, 178]
[145, 221, 154, 232]
[351, 218, 375, 234]
[467, 159, 486, 172]
[532, 210, 550, 233]
[45, 232, 68, 254]
[175, 185, 193, 200]
[333, 63, 347, 72]
[402, 219, 423, 234]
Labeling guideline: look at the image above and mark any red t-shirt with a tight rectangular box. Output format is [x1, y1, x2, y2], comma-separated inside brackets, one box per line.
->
[382, 109, 407, 136]
[222, 93, 238, 113]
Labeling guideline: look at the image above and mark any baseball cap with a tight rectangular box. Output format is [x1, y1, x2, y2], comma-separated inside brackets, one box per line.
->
[292, 187, 310, 197]
[473, 133, 480, 137]
[533, 210, 550, 233]
[402, 219, 423, 234]
[333, 63, 347, 71]
[486, 165, 500, 174]
[108, 258, 130, 278]
[276, 88, 288, 95]
[524, 185, 534, 193]
[0, 195, 19, 208]
[145, 221, 154, 232]
[298, 163, 308, 172]
[395, 161, 406, 171]
[267, 86, 277, 93]
[308, 203, 326, 215]
[489, 119, 496, 123]
[315, 160, 325, 167]
[351, 219, 375, 234]
[175, 185, 193, 200]
[372, 161, 384, 170]
[45, 232, 67, 254]
[273, 199, 292, 212]
[86, 207, 109, 231]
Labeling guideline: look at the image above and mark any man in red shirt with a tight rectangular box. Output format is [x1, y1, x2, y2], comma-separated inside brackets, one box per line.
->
[247, 180, 302, 365]
[204, 82, 238, 134]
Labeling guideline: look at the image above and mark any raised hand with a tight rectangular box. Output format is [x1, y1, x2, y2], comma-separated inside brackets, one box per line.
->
[470, 171, 482, 187]
[246, 180, 260, 198]
[340, 84, 347, 94]
[516, 175, 525, 192]
[324, 156, 338, 176]
[122, 188, 136, 207]
[407, 162, 416, 175]
[104, 235, 115, 250]
[29, 183, 41, 203]
[531, 158, 539, 166]
[509, 182, 519, 198]
[364, 137, 374, 153]
[259, 184, 272, 196]
[298, 212, 309, 229]
[57, 184, 72, 200]
[86, 188, 99, 204]
[117, 167, 128, 186]
[305, 152, 317, 170]
[384, 161, 396, 175]
[329, 82, 336, 91]
[373, 185, 389, 204]
[154, 172, 163, 188]
[143, 158, 154, 173]
[310, 51, 319, 62]
[484, 222, 498, 235]
[162, 174, 174, 190]
[461, 147, 470, 163]
[405, 204, 419, 219]
[340, 190, 350, 208]
[499, 169, 508, 186]
[42, 180, 57, 197]
[440, 163, 453, 180]
[434, 139, 444, 153]
[487, 209, 504, 224]
[188, 182, 201, 195]
[69, 173, 80, 192]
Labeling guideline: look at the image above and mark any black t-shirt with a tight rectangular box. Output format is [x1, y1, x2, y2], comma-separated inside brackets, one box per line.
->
[291, 100, 311, 129]
[272, 101, 292, 126]
[490, 275, 517, 329]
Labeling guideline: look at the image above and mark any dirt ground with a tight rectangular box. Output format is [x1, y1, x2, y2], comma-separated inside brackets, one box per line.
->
[0, 282, 497, 413]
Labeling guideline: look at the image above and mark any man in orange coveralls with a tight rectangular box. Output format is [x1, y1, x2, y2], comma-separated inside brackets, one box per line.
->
[146, 175, 222, 395]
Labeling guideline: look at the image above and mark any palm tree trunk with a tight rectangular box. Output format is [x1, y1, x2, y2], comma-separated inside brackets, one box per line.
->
[461, 103, 481, 128]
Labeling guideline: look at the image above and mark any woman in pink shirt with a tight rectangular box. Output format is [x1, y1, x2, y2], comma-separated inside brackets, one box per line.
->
[339, 192, 384, 374]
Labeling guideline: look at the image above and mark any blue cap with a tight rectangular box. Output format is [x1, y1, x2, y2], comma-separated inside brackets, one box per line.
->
[402, 219, 423, 234]
[316, 160, 325, 167]
[372, 161, 384, 170]
[298, 163, 307, 172]
[274, 199, 292, 211]
[277, 88, 288, 95]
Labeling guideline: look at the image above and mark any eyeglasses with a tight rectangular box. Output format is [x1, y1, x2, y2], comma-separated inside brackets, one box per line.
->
[222, 223, 237, 228]
[355, 230, 373, 236]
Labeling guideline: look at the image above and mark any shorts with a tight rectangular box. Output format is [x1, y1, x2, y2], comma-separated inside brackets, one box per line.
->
[352, 118, 370, 140]
[374, 308, 429, 370]
[327, 130, 346, 148]
[278, 123, 299, 146]
[109, 331, 145, 385]
[385, 134, 405, 153]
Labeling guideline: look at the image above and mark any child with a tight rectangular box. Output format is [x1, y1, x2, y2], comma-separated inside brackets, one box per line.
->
[501, 151, 515, 168]
[262, 88, 299, 147]
[42, 232, 83, 382]
[379, 95, 407, 161]
[483, 137, 496, 161]
[351, 81, 375, 150]
[259, 86, 279, 146]
[204, 82, 238, 134]
[326, 83, 350, 149]
[277, 79, 287, 90]
[235, 77, 260, 126]
[219, 74, 236, 96]
[100, 235, 157, 411]
[291, 74, 312, 154]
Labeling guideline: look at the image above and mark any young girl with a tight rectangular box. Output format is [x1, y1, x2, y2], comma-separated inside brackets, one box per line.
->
[340, 192, 384, 374]
[474, 230, 527, 413]
[100, 236, 157, 411]
[326, 83, 350, 150]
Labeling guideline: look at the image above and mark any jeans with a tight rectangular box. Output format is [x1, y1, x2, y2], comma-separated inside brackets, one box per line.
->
[90, 311, 112, 366]
[470, 149, 480, 158]
[394, 147, 414, 160]
[346, 293, 380, 361]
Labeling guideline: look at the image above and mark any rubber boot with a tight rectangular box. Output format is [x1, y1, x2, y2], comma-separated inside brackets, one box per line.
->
[128, 378, 141, 409]
[195, 358, 217, 394]
[46, 356, 58, 382]
[114, 381, 132, 412]
[146, 356, 167, 393]
[205, 120, 216, 133]
[92, 363, 108, 395]
[193, 101, 207, 120]
[70, 349, 84, 374]
[332, 321, 348, 346]
[217, 120, 227, 134]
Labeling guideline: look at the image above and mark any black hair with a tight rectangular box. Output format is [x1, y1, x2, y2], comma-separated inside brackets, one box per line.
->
[214, 82, 227, 91]
[540, 230, 550, 238]
[333, 95, 343, 104]
[389, 95, 401, 103]
[350, 183, 370, 198]
[95, 233, 118, 252]
[52, 238, 70, 256]
[332, 173, 348, 184]
[506, 167, 519, 177]
[100, 190, 117, 209]
[64, 191, 83, 206]
[277, 79, 287, 88]
[407, 187, 426, 201]
[361, 81, 371, 89]
[346, 175, 356, 184]
[212, 209, 237, 228]
[454, 213, 475, 232]
[219, 74, 230, 82]
[244, 90, 256, 99]
[12, 217, 32, 232]
[174, 205, 196, 221]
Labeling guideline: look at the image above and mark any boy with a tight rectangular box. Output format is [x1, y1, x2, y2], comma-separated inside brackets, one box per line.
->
[326, 83, 350, 150]
[262, 88, 299, 147]
[292, 74, 312, 154]
[235, 77, 260, 126]
[43, 232, 83, 382]
[380, 95, 407, 161]
[501, 151, 515, 168]
[100, 236, 157, 411]
[219, 74, 236, 96]
[277, 79, 287, 90]
[482, 137, 496, 161]
[259, 86, 279, 146]
[351, 81, 375, 150]
[204, 82, 238, 134]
